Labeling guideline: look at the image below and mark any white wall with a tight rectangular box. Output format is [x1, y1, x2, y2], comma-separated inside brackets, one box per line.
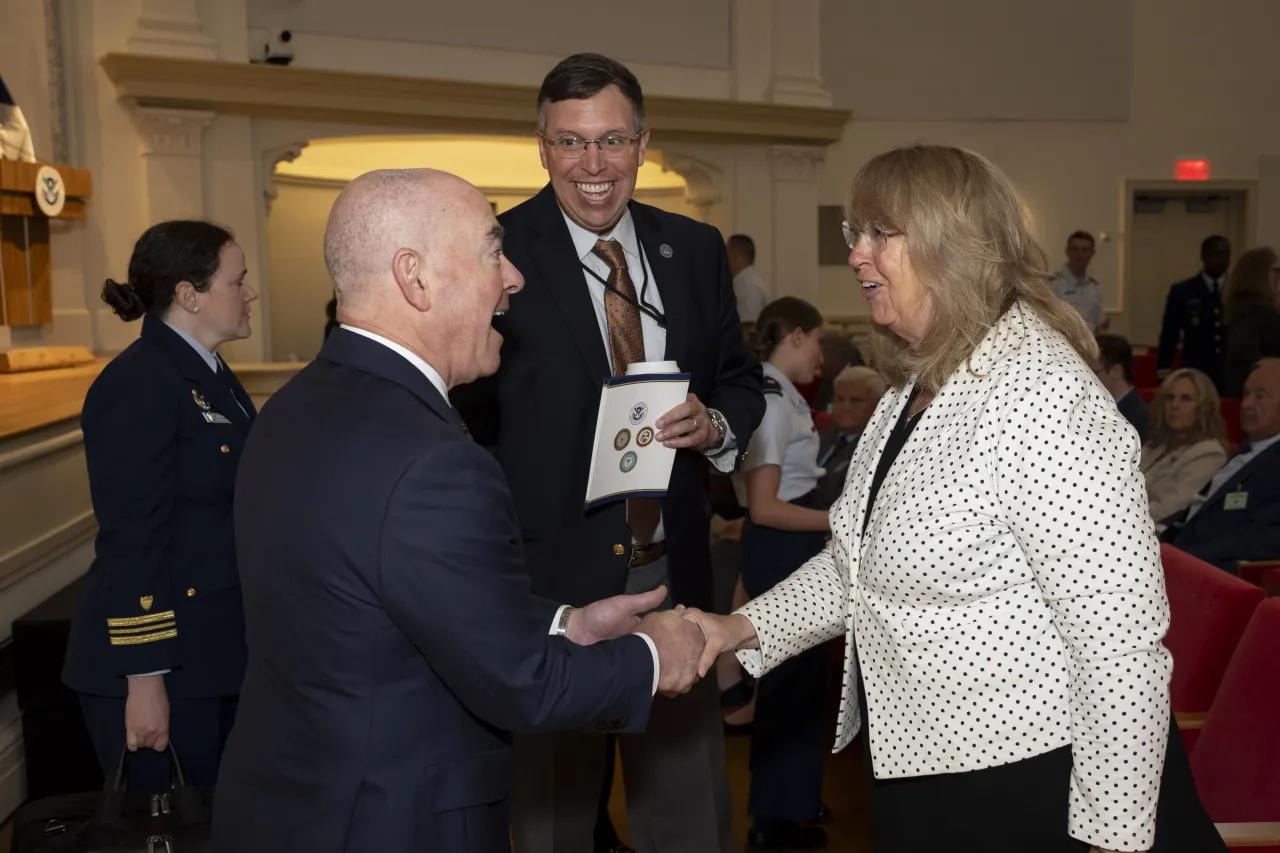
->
[246, 0, 732, 69]
[816, 0, 1280, 341]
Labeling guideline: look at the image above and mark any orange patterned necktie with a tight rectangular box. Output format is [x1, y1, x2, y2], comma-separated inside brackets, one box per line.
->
[591, 239, 660, 543]
[592, 239, 645, 376]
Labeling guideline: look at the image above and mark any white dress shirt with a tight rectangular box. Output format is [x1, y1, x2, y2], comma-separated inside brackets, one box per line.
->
[562, 210, 736, 547]
[741, 362, 823, 501]
[1203, 271, 1226, 294]
[342, 323, 660, 693]
[732, 265, 769, 323]
[735, 303, 1171, 851]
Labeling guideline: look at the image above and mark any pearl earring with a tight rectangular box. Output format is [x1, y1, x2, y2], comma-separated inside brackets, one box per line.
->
[193, 305, 200, 313]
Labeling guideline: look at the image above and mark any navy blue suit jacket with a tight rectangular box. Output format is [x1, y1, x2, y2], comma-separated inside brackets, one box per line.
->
[1117, 388, 1150, 440]
[213, 329, 654, 853]
[454, 185, 765, 611]
[63, 316, 255, 699]
[1157, 273, 1227, 391]
[1165, 440, 1280, 572]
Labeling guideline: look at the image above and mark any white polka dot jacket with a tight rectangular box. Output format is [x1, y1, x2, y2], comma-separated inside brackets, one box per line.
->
[737, 301, 1173, 851]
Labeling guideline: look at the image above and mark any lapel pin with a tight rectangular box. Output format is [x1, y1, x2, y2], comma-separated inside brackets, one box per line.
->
[192, 389, 211, 411]
[659, 244, 673, 258]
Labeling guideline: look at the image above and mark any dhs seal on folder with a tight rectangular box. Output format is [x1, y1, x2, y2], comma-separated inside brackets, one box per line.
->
[584, 361, 690, 509]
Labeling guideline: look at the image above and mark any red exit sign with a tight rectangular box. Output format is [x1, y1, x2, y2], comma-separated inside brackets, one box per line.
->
[1176, 159, 1211, 181]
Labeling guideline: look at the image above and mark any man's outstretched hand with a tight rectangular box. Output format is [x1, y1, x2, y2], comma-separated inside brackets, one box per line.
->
[636, 610, 707, 696]
[564, 586, 669, 646]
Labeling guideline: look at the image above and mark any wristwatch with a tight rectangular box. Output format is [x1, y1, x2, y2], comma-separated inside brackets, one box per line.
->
[706, 408, 728, 447]
[553, 606, 575, 637]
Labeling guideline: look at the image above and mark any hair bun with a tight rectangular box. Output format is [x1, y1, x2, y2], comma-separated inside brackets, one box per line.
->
[100, 278, 146, 322]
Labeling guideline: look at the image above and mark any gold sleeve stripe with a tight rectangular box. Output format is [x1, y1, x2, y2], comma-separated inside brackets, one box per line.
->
[106, 611, 176, 627]
[109, 629, 178, 646]
[109, 621, 176, 636]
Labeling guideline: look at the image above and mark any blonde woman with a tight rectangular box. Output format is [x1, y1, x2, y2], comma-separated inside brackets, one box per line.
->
[680, 146, 1222, 853]
[1142, 369, 1228, 522]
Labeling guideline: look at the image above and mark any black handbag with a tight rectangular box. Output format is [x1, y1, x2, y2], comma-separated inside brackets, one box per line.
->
[9, 746, 211, 853]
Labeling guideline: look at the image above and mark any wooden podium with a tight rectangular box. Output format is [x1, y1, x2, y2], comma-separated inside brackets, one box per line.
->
[0, 160, 93, 328]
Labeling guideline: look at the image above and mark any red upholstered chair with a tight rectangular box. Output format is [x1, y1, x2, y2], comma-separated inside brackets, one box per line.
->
[1238, 559, 1280, 590]
[1137, 386, 1157, 403]
[1161, 546, 1264, 744]
[811, 409, 833, 432]
[1133, 350, 1159, 388]
[1190, 599, 1280, 851]
[1221, 398, 1245, 446]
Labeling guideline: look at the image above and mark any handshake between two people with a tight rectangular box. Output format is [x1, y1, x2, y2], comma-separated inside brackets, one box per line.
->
[565, 586, 759, 698]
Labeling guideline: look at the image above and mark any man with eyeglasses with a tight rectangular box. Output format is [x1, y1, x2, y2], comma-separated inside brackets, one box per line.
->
[454, 53, 763, 853]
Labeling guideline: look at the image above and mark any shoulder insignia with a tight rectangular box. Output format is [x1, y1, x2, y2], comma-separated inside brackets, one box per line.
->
[762, 376, 783, 396]
[140, 596, 153, 611]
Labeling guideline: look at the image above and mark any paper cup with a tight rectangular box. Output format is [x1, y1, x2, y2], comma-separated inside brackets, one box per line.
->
[626, 360, 681, 375]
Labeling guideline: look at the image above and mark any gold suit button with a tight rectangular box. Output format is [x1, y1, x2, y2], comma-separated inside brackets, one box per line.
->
[186, 588, 196, 597]
[613, 544, 625, 556]
[220, 444, 230, 453]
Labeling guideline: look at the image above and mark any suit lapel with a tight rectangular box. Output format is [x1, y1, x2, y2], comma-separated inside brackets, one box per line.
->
[629, 201, 693, 368]
[1208, 441, 1280, 508]
[526, 187, 611, 384]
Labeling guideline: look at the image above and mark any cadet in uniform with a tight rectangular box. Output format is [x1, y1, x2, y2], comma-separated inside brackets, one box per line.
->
[63, 221, 259, 790]
[1158, 234, 1232, 393]
[738, 297, 832, 852]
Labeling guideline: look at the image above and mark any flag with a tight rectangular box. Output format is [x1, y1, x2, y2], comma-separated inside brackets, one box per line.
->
[0, 73, 36, 163]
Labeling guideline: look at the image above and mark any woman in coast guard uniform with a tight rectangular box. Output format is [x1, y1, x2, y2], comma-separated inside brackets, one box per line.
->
[63, 220, 259, 791]
[738, 297, 833, 852]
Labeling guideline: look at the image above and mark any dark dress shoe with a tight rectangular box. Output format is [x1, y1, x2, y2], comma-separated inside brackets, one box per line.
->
[746, 821, 828, 851]
[808, 803, 832, 825]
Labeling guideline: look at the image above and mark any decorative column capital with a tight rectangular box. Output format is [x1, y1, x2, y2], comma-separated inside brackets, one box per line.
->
[131, 107, 215, 157]
[769, 145, 824, 183]
[661, 153, 724, 222]
[262, 142, 310, 214]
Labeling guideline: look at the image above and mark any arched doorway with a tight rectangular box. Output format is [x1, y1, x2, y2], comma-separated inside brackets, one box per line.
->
[265, 134, 693, 362]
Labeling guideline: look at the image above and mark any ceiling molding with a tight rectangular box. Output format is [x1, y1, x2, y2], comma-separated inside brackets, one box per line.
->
[99, 54, 851, 146]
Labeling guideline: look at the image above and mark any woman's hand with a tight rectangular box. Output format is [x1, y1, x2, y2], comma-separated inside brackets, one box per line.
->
[125, 674, 170, 752]
[676, 608, 759, 678]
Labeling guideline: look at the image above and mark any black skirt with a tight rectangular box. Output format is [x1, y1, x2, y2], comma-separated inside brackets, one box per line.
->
[856, 669, 1225, 852]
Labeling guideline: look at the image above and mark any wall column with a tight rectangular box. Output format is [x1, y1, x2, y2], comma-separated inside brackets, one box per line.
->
[770, 145, 825, 305]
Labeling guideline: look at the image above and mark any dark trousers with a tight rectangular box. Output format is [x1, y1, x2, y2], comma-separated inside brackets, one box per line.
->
[741, 508, 828, 825]
[856, 654, 1224, 852]
[79, 692, 238, 793]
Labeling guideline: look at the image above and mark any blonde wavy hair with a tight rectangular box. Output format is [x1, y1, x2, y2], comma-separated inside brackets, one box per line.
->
[1145, 368, 1227, 453]
[845, 145, 1097, 391]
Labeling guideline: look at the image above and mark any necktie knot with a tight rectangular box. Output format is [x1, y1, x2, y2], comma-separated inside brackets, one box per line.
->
[591, 239, 627, 272]
[1235, 440, 1253, 457]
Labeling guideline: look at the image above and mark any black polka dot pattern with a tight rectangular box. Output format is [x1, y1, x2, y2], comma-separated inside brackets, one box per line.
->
[738, 302, 1172, 851]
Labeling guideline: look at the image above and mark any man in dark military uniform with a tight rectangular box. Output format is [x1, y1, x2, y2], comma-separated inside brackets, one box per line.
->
[1157, 235, 1232, 393]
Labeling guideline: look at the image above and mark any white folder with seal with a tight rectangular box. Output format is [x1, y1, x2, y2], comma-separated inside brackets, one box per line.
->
[584, 361, 691, 509]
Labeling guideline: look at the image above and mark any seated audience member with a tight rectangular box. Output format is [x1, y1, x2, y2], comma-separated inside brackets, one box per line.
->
[811, 333, 863, 411]
[1163, 358, 1280, 571]
[815, 366, 886, 507]
[1141, 368, 1228, 521]
[1224, 245, 1280, 398]
[1094, 333, 1149, 437]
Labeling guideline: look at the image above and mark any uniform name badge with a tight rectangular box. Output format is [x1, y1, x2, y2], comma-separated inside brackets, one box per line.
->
[1224, 491, 1248, 511]
[583, 361, 690, 509]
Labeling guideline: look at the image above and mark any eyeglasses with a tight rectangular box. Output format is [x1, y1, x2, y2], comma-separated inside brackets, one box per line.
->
[538, 132, 645, 160]
[842, 221, 903, 250]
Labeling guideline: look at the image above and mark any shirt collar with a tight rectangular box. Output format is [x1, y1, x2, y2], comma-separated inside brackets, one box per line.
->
[1202, 271, 1224, 288]
[562, 207, 642, 267]
[164, 321, 219, 373]
[1058, 265, 1092, 285]
[1243, 433, 1280, 457]
[763, 361, 806, 409]
[339, 324, 450, 406]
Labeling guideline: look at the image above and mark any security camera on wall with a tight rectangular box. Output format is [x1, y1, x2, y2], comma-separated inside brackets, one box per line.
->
[260, 28, 295, 66]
